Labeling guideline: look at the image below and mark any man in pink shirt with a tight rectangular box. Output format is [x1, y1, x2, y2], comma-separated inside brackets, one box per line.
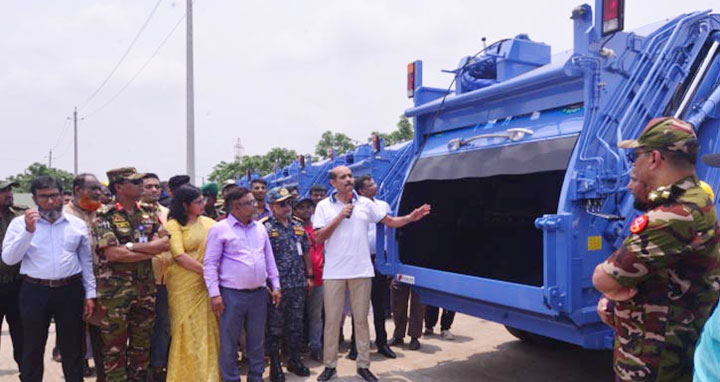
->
[203, 187, 281, 382]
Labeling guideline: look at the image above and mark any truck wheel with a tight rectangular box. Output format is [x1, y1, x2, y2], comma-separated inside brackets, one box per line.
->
[504, 326, 534, 342]
[504, 326, 557, 346]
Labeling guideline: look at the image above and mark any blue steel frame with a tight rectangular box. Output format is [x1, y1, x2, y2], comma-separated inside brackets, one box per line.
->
[244, 139, 414, 202]
[384, 1, 720, 349]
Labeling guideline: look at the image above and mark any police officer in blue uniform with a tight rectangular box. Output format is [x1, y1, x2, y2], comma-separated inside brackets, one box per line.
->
[261, 187, 314, 382]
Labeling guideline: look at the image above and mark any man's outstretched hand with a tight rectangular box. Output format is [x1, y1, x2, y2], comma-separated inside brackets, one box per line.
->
[409, 204, 431, 222]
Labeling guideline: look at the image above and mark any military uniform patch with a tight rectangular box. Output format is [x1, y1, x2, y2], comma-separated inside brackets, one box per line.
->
[630, 215, 648, 234]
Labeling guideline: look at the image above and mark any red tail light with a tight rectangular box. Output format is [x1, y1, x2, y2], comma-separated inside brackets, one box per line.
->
[601, 0, 624, 36]
[372, 134, 380, 152]
[407, 62, 415, 98]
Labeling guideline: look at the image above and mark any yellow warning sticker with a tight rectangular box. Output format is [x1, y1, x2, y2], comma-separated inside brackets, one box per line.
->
[587, 236, 602, 251]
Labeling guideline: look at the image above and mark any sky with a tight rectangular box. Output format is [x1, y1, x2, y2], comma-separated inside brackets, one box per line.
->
[0, 0, 717, 184]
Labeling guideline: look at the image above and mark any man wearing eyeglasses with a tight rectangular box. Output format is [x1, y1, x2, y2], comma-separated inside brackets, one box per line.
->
[260, 187, 313, 382]
[91, 167, 169, 382]
[592, 117, 720, 382]
[0, 179, 27, 377]
[2, 176, 96, 382]
[204, 187, 281, 382]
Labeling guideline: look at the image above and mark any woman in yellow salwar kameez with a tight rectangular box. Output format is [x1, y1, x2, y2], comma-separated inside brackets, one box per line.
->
[164, 185, 220, 382]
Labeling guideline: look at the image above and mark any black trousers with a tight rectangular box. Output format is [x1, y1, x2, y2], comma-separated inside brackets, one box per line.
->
[351, 265, 390, 352]
[19, 277, 85, 382]
[0, 280, 23, 370]
[425, 306, 456, 331]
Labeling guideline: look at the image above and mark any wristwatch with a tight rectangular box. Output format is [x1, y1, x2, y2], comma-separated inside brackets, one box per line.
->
[125, 242, 134, 251]
[306, 274, 315, 279]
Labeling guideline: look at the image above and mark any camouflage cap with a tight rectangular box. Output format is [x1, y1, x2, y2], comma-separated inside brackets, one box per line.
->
[106, 167, 146, 184]
[267, 187, 293, 203]
[618, 117, 698, 154]
[0, 180, 19, 190]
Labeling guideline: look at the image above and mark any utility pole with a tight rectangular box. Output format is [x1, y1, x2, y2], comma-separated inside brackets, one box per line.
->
[67, 107, 81, 175]
[186, 0, 196, 184]
[48, 149, 52, 168]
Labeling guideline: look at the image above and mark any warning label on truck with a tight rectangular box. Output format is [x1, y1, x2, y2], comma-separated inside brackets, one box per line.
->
[397, 274, 415, 284]
[587, 236, 602, 251]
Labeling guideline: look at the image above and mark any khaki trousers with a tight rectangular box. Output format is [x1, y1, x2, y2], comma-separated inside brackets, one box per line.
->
[323, 278, 372, 369]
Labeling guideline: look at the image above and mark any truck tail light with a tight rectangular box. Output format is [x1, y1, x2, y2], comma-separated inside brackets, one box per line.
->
[602, 0, 624, 36]
[407, 62, 415, 98]
[372, 134, 380, 152]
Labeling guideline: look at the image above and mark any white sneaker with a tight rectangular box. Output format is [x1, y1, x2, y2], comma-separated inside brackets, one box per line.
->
[440, 330, 455, 340]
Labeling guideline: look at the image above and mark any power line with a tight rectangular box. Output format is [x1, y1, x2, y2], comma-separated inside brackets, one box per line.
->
[50, 119, 73, 151]
[85, 9, 188, 119]
[78, 0, 164, 110]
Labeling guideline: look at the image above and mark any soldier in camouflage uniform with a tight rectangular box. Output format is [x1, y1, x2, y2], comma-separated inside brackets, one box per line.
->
[261, 187, 313, 382]
[592, 117, 720, 382]
[201, 182, 223, 220]
[0, 179, 27, 372]
[91, 168, 170, 382]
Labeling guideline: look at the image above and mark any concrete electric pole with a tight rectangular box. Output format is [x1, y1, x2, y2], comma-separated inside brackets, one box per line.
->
[186, 0, 196, 184]
[66, 107, 81, 175]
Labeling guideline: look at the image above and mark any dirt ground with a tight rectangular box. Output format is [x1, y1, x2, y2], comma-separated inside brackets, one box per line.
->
[0, 312, 613, 382]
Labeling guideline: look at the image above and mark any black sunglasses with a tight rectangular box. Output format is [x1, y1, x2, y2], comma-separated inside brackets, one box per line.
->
[277, 201, 291, 208]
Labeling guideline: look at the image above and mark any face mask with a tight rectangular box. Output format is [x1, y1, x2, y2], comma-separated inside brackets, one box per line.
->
[77, 194, 102, 212]
[39, 209, 62, 223]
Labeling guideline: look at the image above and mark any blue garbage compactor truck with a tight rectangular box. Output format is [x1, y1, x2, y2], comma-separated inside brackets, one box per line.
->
[243, 139, 414, 204]
[376, 0, 720, 349]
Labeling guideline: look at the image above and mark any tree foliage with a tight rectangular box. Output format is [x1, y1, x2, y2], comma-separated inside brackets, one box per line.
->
[314, 131, 357, 159]
[368, 115, 414, 146]
[210, 116, 415, 183]
[7, 163, 74, 193]
[208, 147, 297, 184]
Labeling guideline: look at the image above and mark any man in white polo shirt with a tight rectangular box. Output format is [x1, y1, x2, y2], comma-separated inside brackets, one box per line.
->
[313, 166, 430, 382]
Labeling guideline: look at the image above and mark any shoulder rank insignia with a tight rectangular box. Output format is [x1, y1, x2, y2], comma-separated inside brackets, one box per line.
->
[630, 215, 648, 234]
[258, 216, 270, 224]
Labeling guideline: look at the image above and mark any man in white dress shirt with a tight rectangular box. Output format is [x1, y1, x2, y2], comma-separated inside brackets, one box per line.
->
[2, 176, 96, 382]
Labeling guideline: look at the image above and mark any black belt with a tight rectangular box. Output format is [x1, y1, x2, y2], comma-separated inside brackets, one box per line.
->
[24, 273, 82, 288]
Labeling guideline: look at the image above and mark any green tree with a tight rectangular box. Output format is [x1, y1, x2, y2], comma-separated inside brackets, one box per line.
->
[314, 131, 356, 159]
[7, 163, 74, 193]
[393, 115, 414, 142]
[265, 147, 298, 170]
[367, 115, 414, 146]
[208, 148, 298, 184]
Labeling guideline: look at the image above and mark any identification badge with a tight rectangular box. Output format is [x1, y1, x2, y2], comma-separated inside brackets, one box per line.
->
[297, 241, 303, 256]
